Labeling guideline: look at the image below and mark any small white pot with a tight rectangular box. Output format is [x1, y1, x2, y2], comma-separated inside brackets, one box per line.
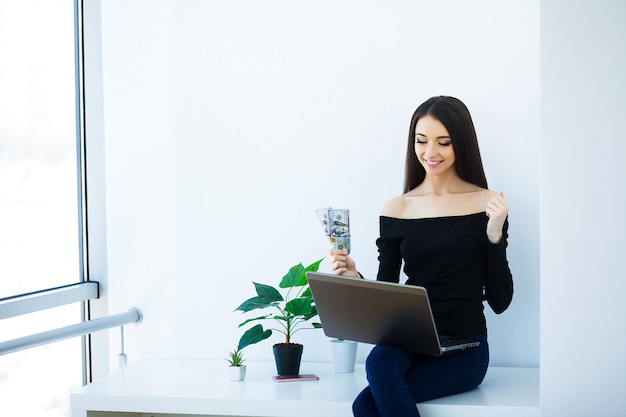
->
[228, 365, 247, 381]
[330, 339, 358, 373]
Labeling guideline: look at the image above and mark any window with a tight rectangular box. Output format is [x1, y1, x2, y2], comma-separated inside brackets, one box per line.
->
[0, 1, 84, 416]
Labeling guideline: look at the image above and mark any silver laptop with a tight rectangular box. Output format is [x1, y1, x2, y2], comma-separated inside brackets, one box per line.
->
[306, 272, 480, 356]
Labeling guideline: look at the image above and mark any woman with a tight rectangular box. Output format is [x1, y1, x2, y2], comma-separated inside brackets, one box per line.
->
[329, 96, 513, 417]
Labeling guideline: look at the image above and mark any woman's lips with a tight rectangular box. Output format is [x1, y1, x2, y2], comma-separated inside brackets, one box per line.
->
[424, 159, 442, 167]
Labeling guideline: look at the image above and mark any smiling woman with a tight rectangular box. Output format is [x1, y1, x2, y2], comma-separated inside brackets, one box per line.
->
[0, 1, 83, 416]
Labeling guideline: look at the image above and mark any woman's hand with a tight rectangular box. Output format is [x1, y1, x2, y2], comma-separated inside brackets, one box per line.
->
[486, 192, 509, 244]
[329, 248, 360, 278]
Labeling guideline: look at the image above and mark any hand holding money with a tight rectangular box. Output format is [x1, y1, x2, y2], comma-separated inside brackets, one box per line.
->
[328, 248, 360, 277]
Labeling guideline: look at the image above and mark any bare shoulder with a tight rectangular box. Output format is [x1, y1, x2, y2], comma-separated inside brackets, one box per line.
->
[442, 184, 500, 216]
[469, 187, 498, 207]
[380, 195, 407, 217]
[380, 186, 502, 219]
[479, 188, 499, 201]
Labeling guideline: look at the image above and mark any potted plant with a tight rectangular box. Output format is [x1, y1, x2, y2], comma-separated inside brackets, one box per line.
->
[226, 348, 246, 381]
[235, 258, 324, 376]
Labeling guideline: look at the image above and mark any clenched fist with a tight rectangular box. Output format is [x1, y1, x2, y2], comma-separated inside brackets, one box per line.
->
[486, 192, 509, 244]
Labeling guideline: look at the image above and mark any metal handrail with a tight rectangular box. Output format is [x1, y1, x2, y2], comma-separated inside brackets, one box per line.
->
[0, 282, 99, 320]
[0, 308, 142, 356]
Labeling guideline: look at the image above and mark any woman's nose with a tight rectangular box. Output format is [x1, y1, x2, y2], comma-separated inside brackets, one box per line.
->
[424, 142, 438, 157]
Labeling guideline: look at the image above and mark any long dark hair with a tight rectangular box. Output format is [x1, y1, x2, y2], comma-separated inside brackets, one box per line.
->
[403, 96, 488, 193]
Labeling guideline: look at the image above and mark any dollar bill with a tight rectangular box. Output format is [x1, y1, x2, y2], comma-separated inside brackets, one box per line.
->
[316, 207, 351, 254]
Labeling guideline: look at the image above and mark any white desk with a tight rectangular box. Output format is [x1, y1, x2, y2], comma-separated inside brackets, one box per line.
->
[71, 359, 539, 417]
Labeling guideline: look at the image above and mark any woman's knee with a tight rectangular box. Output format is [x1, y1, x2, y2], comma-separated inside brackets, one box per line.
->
[365, 346, 393, 376]
[365, 345, 414, 380]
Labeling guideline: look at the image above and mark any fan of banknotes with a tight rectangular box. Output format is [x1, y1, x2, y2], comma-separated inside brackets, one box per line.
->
[316, 207, 350, 254]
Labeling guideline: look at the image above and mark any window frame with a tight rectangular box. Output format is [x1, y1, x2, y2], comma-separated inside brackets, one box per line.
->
[0, 0, 98, 386]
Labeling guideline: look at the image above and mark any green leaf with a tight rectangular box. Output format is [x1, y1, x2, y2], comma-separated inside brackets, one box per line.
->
[238, 324, 272, 351]
[238, 315, 271, 328]
[297, 258, 324, 286]
[304, 257, 324, 273]
[285, 297, 312, 316]
[303, 305, 318, 321]
[279, 258, 324, 288]
[279, 263, 305, 288]
[253, 282, 283, 302]
[312, 322, 323, 329]
[234, 296, 276, 312]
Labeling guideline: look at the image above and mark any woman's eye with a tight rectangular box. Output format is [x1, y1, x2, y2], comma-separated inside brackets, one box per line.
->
[439, 142, 452, 147]
[415, 138, 426, 144]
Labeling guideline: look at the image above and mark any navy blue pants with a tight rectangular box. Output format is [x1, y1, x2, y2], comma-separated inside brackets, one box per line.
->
[353, 335, 489, 417]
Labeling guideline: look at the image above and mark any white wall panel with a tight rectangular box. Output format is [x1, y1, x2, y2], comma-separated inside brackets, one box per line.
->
[540, 0, 626, 415]
[97, 0, 540, 368]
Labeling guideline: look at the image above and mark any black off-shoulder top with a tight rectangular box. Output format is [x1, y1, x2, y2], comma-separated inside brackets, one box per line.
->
[376, 213, 513, 337]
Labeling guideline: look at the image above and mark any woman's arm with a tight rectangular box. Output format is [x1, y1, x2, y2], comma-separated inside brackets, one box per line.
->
[485, 219, 514, 314]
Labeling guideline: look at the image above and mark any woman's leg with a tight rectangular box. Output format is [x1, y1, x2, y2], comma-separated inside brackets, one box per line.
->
[355, 345, 420, 417]
[354, 336, 489, 417]
[406, 335, 489, 403]
[352, 386, 379, 417]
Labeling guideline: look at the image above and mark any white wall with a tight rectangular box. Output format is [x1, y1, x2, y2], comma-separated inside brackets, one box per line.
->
[89, 0, 540, 375]
[540, 0, 626, 415]
[99, 0, 179, 362]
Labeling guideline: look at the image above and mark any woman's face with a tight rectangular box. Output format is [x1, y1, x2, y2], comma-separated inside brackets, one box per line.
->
[414, 115, 456, 176]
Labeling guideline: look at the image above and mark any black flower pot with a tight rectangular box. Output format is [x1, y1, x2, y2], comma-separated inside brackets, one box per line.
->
[272, 343, 303, 376]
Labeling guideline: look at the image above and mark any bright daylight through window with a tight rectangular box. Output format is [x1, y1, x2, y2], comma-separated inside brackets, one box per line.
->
[0, 1, 83, 416]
